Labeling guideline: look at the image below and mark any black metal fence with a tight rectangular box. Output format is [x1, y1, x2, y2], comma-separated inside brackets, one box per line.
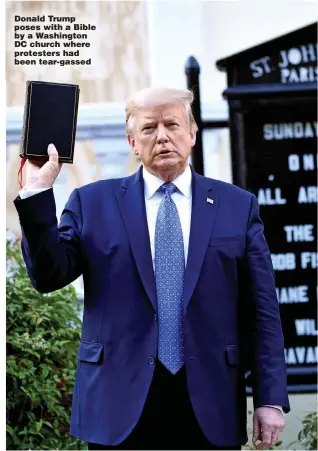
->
[185, 56, 229, 176]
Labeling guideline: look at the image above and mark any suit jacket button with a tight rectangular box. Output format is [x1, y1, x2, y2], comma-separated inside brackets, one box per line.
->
[148, 357, 155, 365]
[154, 314, 157, 321]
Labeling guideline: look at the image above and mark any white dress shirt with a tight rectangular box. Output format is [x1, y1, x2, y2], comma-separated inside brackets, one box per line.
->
[143, 164, 192, 270]
[19, 187, 50, 199]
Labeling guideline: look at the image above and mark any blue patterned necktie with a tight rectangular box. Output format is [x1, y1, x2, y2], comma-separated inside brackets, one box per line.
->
[155, 182, 185, 374]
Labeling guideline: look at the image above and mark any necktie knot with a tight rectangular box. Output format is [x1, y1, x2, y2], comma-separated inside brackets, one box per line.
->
[161, 183, 177, 197]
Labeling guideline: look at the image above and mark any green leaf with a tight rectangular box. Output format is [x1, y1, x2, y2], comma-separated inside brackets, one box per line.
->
[41, 365, 50, 379]
[6, 424, 14, 437]
[42, 420, 54, 429]
[36, 419, 43, 433]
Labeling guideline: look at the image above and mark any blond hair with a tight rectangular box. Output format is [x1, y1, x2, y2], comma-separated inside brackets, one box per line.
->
[125, 87, 198, 136]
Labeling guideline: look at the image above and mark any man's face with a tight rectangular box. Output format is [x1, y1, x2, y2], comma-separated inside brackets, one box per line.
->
[128, 103, 196, 179]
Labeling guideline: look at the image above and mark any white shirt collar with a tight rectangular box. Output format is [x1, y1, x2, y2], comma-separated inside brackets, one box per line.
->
[142, 164, 192, 200]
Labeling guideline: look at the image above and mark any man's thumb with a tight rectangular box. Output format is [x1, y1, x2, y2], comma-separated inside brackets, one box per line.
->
[47, 144, 59, 162]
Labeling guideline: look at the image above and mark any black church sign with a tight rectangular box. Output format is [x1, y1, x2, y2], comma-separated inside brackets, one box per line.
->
[250, 43, 317, 84]
[218, 22, 317, 86]
[217, 23, 317, 393]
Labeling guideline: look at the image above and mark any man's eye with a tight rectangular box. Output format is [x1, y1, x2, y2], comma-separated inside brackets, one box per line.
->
[168, 123, 178, 128]
[143, 126, 153, 131]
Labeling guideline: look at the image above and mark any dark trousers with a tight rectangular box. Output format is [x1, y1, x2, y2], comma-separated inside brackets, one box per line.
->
[88, 361, 241, 450]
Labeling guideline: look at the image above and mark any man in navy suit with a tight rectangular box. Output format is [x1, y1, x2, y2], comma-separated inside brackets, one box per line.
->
[14, 87, 289, 450]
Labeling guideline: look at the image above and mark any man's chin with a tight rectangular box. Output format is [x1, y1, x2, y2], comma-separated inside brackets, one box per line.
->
[156, 155, 179, 167]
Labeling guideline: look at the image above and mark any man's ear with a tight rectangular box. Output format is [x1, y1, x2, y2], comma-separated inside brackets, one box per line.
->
[190, 130, 197, 147]
[127, 135, 135, 148]
[127, 135, 139, 155]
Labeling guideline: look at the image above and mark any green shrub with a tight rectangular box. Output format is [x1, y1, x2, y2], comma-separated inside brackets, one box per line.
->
[6, 238, 87, 450]
[298, 412, 317, 450]
[289, 411, 317, 450]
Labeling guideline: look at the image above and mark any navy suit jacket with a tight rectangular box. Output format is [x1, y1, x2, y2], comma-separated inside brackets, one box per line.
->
[14, 166, 290, 446]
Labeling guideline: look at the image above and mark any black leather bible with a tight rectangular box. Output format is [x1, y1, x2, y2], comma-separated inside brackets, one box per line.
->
[19, 81, 80, 163]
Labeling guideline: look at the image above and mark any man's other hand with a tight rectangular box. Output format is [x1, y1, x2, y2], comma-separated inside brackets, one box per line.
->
[253, 406, 284, 449]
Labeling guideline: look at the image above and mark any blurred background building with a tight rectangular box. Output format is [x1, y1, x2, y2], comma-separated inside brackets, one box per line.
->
[6, 1, 317, 447]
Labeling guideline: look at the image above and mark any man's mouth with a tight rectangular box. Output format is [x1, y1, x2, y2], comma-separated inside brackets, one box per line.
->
[158, 149, 173, 154]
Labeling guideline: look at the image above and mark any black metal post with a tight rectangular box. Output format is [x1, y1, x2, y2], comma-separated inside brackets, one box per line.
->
[185, 56, 204, 175]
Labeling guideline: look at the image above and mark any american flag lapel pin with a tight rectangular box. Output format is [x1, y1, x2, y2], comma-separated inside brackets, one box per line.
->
[206, 197, 214, 205]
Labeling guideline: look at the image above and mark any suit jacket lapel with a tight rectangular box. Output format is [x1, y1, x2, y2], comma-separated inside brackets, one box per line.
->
[116, 167, 157, 312]
[183, 169, 219, 311]
[116, 166, 218, 313]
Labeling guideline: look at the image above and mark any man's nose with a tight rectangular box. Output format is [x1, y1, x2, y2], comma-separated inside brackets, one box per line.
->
[156, 124, 169, 143]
